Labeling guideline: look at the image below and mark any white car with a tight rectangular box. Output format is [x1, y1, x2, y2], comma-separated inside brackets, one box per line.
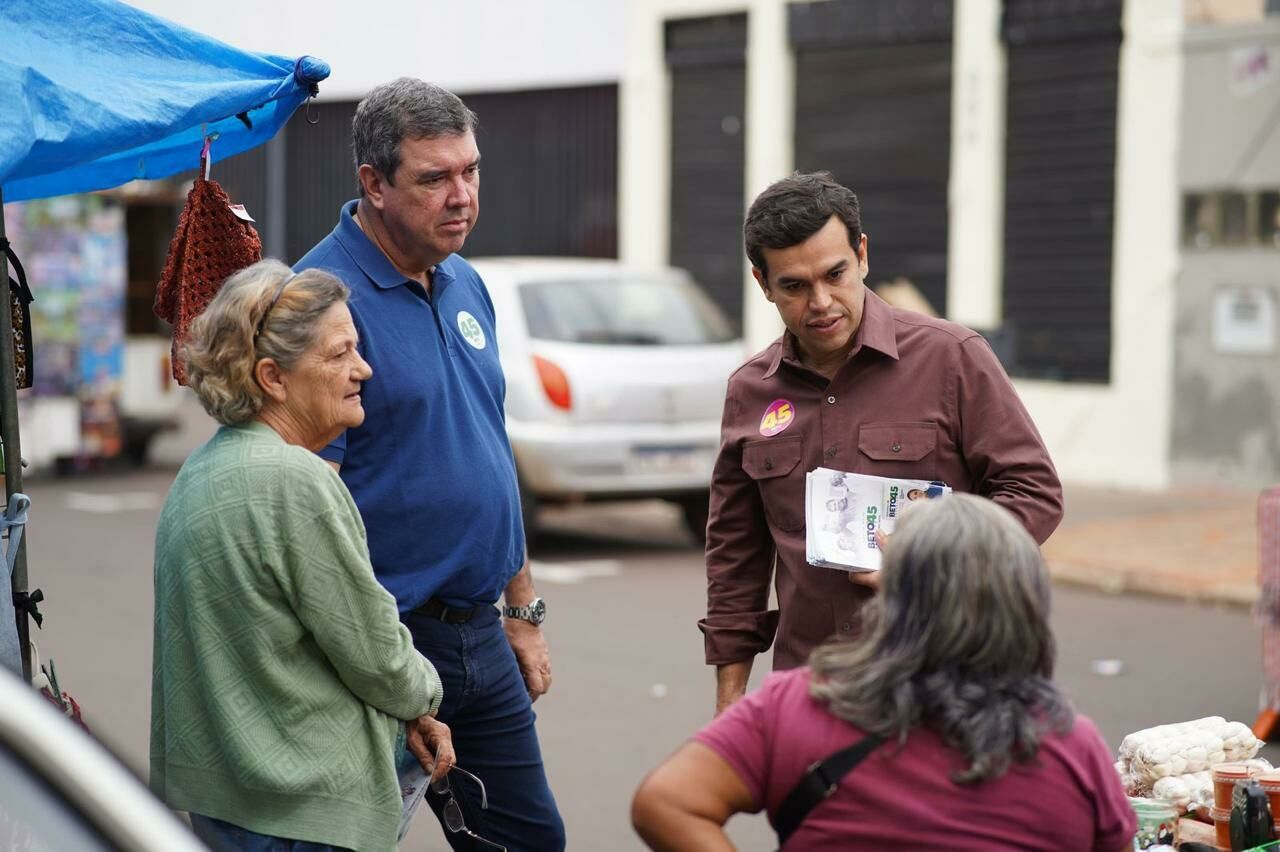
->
[0, 669, 207, 851]
[470, 258, 746, 540]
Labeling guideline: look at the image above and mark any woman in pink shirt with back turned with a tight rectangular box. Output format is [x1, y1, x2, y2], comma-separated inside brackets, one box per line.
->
[633, 493, 1135, 851]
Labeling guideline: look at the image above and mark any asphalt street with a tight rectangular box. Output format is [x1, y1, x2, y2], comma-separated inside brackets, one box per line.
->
[17, 467, 1275, 851]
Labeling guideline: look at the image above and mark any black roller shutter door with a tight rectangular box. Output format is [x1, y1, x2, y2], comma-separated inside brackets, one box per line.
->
[285, 100, 358, 262]
[460, 85, 618, 259]
[1002, 0, 1122, 383]
[790, 0, 953, 316]
[667, 14, 748, 331]
[281, 87, 618, 263]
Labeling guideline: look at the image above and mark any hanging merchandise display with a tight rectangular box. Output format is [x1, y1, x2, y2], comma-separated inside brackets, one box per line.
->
[4, 242, 33, 390]
[3, 197, 126, 461]
[153, 142, 262, 385]
[0, 0, 329, 684]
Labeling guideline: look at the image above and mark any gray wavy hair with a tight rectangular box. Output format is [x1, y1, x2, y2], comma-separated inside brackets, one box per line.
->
[352, 77, 478, 194]
[809, 493, 1073, 784]
[183, 260, 350, 426]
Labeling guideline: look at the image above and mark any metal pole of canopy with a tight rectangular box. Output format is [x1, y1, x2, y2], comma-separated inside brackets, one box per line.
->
[0, 185, 32, 683]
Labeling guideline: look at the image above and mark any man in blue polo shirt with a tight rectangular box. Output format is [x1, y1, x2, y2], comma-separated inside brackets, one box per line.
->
[295, 78, 564, 851]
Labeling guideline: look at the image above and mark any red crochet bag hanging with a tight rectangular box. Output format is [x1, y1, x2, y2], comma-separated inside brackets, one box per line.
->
[153, 148, 262, 385]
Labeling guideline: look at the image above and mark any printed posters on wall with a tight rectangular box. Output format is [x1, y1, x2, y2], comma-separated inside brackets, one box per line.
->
[3, 195, 126, 460]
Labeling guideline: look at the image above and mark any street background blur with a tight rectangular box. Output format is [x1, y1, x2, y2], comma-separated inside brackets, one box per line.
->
[19, 464, 1280, 850]
[4, 0, 1280, 849]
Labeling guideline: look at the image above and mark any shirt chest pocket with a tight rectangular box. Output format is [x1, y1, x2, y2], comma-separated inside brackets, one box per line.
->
[856, 421, 938, 481]
[742, 436, 806, 532]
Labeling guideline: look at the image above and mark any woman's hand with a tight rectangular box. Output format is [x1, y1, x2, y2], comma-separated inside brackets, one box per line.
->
[409, 714, 455, 785]
[847, 528, 890, 589]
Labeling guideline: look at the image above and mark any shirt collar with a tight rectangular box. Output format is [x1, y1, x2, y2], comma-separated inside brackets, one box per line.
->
[761, 286, 900, 379]
[332, 199, 457, 290]
[761, 334, 789, 380]
[856, 288, 900, 361]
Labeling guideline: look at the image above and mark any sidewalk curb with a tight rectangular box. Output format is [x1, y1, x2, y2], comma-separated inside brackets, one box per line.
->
[1048, 559, 1258, 608]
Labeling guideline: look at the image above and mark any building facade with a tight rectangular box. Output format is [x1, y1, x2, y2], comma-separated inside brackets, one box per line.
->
[1172, 16, 1280, 486]
[626, 0, 1276, 490]
[115, 0, 1280, 487]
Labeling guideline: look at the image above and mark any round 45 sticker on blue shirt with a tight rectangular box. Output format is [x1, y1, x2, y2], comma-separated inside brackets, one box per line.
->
[457, 311, 486, 350]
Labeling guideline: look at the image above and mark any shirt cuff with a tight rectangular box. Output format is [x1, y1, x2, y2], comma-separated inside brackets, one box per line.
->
[698, 610, 780, 666]
[422, 657, 443, 717]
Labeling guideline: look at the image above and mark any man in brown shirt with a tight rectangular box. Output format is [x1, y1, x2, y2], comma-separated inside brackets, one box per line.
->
[701, 172, 1062, 714]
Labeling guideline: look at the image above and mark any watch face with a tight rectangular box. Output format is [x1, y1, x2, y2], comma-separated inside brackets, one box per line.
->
[530, 598, 546, 624]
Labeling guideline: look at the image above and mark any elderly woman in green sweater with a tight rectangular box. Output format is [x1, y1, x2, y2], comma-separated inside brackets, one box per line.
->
[151, 260, 453, 852]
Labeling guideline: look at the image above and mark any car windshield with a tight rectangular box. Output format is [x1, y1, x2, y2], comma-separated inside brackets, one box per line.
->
[518, 275, 737, 345]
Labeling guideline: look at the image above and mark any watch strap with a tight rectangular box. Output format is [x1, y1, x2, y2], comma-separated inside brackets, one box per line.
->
[503, 597, 544, 623]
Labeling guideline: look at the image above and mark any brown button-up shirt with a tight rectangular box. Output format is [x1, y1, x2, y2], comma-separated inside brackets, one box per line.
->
[700, 289, 1062, 670]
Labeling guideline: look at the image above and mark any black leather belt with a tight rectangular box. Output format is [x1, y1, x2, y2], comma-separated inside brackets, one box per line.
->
[417, 597, 488, 624]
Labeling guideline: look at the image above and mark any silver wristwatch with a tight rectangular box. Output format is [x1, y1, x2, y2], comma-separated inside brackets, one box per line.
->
[502, 597, 546, 626]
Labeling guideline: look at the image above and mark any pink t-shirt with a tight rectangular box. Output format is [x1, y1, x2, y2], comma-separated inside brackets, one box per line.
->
[695, 668, 1136, 851]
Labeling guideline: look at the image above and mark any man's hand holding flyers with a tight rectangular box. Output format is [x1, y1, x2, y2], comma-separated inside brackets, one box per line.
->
[806, 468, 949, 573]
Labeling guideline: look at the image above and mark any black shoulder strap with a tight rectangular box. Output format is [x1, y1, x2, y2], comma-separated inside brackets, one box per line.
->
[2, 241, 33, 304]
[774, 733, 884, 848]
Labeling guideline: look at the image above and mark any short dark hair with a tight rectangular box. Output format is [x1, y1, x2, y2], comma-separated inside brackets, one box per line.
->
[352, 78, 479, 195]
[744, 171, 862, 278]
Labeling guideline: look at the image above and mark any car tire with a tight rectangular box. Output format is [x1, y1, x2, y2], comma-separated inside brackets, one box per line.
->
[677, 492, 710, 545]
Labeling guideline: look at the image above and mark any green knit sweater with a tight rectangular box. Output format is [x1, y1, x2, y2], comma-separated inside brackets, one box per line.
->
[150, 422, 441, 852]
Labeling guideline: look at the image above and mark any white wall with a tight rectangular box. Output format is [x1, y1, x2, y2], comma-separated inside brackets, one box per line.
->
[140, 0, 1189, 488]
[1187, 0, 1268, 23]
[621, 0, 786, 349]
[1180, 18, 1280, 187]
[126, 0, 625, 100]
[1015, 0, 1184, 489]
[626, 0, 1186, 489]
[742, 1, 792, 347]
[947, 0, 1005, 329]
[1169, 20, 1280, 486]
[899, 0, 1186, 489]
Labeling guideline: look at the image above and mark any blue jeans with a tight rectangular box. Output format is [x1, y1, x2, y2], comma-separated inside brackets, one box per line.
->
[189, 814, 351, 852]
[404, 604, 565, 851]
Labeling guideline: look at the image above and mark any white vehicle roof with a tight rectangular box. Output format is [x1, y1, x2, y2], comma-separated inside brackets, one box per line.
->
[466, 256, 688, 283]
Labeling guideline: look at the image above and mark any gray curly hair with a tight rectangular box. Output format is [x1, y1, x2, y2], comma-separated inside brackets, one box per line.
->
[183, 260, 349, 426]
[808, 493, 1073, 784]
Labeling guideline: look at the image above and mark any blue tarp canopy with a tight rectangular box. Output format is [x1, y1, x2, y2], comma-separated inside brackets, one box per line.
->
[0, 0, 330, 202]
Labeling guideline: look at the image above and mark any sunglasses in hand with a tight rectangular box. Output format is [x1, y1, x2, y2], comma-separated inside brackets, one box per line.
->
[430, 765, 507, 851]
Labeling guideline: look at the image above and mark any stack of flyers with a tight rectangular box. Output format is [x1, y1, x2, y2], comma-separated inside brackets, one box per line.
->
[395, 725, 432, 842]
[805, 468, 950, 572]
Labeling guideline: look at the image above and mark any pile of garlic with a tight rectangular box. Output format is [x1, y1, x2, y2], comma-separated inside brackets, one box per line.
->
[1149, 771, 1213, 809]
[1147, 759, 1273, 811]
[1114, 717, 1265, 803]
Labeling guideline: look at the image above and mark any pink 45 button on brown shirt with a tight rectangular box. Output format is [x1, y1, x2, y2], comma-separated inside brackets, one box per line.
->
[700, 289, 1064, 670]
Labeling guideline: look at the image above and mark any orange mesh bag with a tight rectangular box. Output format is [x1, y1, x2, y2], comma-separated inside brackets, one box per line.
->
[154, 175, 262, 384]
